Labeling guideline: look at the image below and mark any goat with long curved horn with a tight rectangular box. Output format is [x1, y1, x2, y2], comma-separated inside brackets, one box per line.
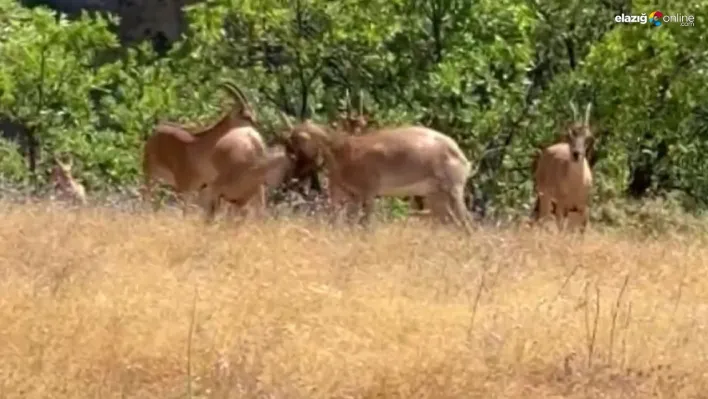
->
[142, 79, 266, 218]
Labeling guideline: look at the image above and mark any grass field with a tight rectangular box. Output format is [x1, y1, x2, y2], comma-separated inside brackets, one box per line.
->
[1, 201, 707, 398]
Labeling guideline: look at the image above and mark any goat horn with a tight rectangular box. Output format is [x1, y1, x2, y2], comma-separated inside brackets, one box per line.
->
[231, 84, 252, 109]
[344, 89, 352, 117]
[220, 81, 248, 108]
[359, 89, 363, 115]
[308, 102, 317, 121]
[584, 102, 593, 126]
[278, 110, 294, 130]
[569, 101, 579, 122]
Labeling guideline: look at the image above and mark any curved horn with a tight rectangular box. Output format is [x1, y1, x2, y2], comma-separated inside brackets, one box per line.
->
[221, 80, 251, 109]
[54, 154, 69, 167]
[220, 81, 245, 105]
[344, 89, 352, 116]
[584, 102, 593, 126]
[569, 101, 579, 122]
[278, 110, 294, 131]
[308, 102, 316, 121]
[359, 89, 364, 115]
[230, 83, 252, 109]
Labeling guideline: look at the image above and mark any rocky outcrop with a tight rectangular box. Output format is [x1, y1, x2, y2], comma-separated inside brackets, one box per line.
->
[18, 0, 199, 50]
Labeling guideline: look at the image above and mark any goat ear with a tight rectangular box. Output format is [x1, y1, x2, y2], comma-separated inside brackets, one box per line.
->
[586, 134, 596, 149]
[55, 156, 70, 169]
[563, 127, 575, 142]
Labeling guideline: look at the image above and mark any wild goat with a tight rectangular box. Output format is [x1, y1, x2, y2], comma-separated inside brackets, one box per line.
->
[323, 93, 427, 216]
[532, 102, 595, 232]
[200, 145, 295, 220]
[276, 112, 473, 231]
[329, 90, 370, 136]
[49, 156, 87, 205]
[141, 81, 266, 216]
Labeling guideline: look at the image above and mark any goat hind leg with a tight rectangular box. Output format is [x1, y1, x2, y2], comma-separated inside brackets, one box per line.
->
[243, 185, 267, 220]
[199, 186, 220, 222]
[446, 186, 472, 233]
[554, 203, 567, 232]
[359, 196, 376, 227]
[426, 192, 455, 227]
[535, 195, 554, 229]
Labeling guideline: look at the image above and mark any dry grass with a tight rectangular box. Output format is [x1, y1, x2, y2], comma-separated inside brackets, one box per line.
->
[1, 201, 708, 398]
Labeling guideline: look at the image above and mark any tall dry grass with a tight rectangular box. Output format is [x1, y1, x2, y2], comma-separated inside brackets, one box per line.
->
[0, 201, 707, 398]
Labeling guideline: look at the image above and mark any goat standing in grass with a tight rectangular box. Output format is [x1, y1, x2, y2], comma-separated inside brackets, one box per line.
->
[141, 81, 266, 218]
[321, 92, 429, 218]
[199, 144, 296, 220]
[49, 156, 87, 205]
[532, 102, 595, 232]
[277, 112, 473, 232]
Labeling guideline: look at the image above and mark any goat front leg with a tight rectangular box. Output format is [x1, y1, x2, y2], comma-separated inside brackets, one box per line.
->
[570, 206, 589, 234]
[327, 183, 354, 225]
[198, 185, 220, 222]
[359, 196, 376, 227]
[554, 202, 567, 232]
[141, 178, 158, 211]
[243, 186, 267, 219]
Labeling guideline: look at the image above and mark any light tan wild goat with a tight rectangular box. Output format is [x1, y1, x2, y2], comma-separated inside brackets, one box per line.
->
[141, 81, 266, 216]
[49, 156, 87, 205]
[277, 112, 473, 231]
[532, 101, 595, 232]
[199, 144, 296, 220]
[317, 92, 428, 217]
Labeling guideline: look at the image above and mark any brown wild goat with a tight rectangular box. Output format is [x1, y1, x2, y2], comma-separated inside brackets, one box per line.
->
[142, 81, 266, 216]
[49, 156, 87, 205]
[200, 144, 296, 219]
[532, 101, 595, 232]
[277, 113, 473, 231]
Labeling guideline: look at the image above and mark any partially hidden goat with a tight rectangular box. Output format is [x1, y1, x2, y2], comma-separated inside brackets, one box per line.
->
[142, 81, 266, 217]
[49, 156, 87, 205]
[199, 145, 295, 220]
[532, 101, 595, 232]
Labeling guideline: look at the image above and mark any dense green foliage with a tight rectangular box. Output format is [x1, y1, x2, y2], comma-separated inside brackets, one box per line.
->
[0, 0, 706, 218]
